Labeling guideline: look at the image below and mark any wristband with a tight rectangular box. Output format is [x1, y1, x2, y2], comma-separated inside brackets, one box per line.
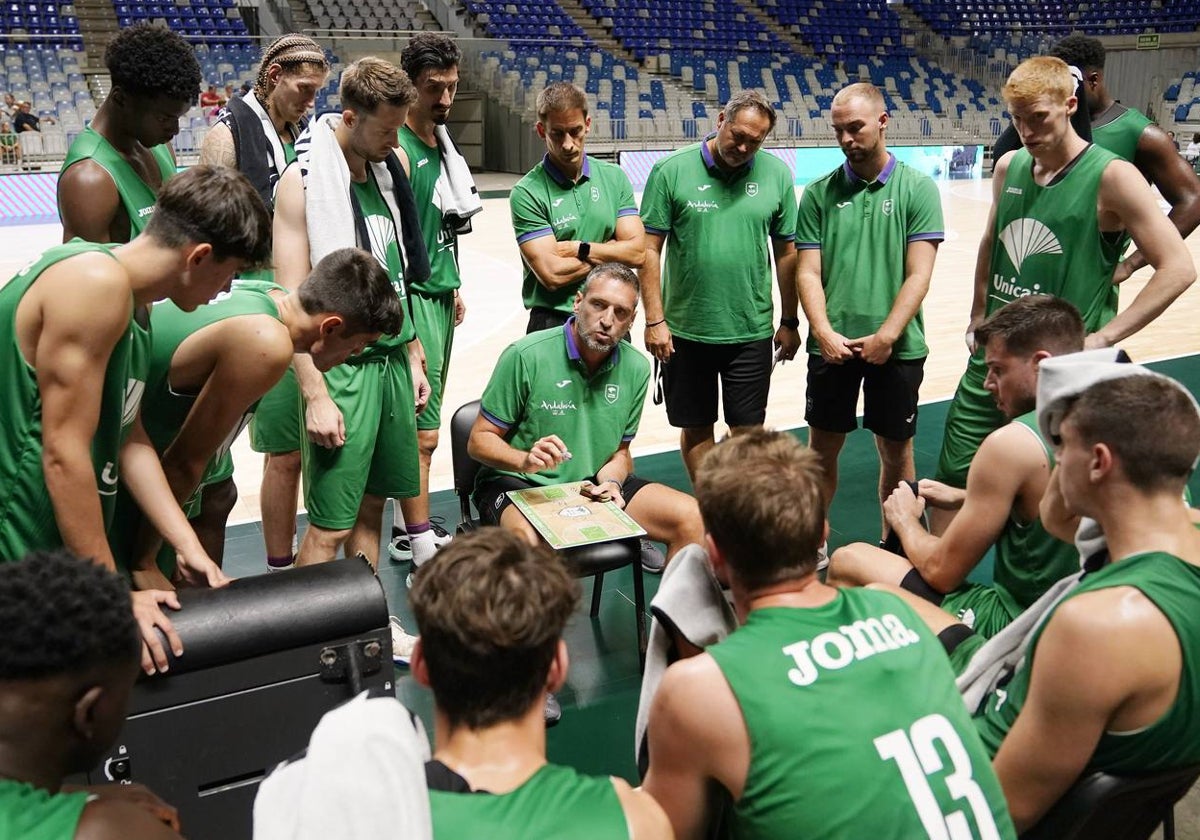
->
[645, 318, 666, 328]
[780, 317, 800, 329]
[576, 241, 591, 261]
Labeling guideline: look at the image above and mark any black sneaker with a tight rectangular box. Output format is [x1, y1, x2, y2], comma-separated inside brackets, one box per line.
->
[640, 539, 666, 574]
[543, 692, 562, 727]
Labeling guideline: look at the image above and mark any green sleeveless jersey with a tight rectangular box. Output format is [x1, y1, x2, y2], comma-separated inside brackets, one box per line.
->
[60, 127, 175, 238]
[428, 763, 628, 840]
[0, 240, 149, 561]
[397, 125, 460, 296]
[350, 173, 415, 359]
[975, 551, 1200, 774]
[709, 590, 1015, 840]
[991, 412, 1079, 614]
[0, 780, 88, 840]
[1092, 105, 1152, 164]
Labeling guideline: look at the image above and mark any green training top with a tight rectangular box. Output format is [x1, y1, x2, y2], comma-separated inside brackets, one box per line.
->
[476, 319, 649, 492]
[0, 780, 88, 840]
[1092, 104, 1152, 164]
[708, 588, 1015, 840]
[796, 154, 943, 359]
[349, 171, 415, 359]
[510, 154, 639, 314]
[640, 138, 798, 344]
[975, 551, 1200, 774]
[0, 240, 150, 561]
[428, 763, 628, 840]
[990, 412, 1079, 615]
[398, 125, 461, 296]
[60, 127, 175, 238]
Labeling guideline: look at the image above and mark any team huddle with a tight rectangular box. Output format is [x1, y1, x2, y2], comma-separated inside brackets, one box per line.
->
[1, 20, 1200, 840]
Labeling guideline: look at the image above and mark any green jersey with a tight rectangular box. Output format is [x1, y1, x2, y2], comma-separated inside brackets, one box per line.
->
[476, 320, 649, 491]
[796, 155, 943, 359]
[350, 172, 416, 358]
[0, 780, 88, 840]
[640, 139, 797, 343]
[709, 589, 1015, 840]
[511, 154, 639, 314]
[60, 127, 175, 238]
[1092, 104, 1152, 164]
[398, 125, 461, 295]
[429, 763, 628, 840]
[0, 241, 150, 561]
[975, 551, 1200, 774]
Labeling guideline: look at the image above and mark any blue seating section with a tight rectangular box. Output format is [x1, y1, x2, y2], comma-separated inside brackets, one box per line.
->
[465, 0, 591, 43]
[580, 0, 790, 61]
[908, 0, 1200, 41]
[760, 0, 910, 62]
[115, 0, 252, 43]
[2, 0, 80, 46]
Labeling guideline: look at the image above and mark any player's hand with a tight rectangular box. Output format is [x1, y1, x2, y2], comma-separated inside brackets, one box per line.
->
[453, 291, 466, 326]
[75, 783, 181, 831]
[409, 337, 428, 373]
[848, 333, 894, 365]
[412, 367, 432, 414]
[580, 479, 626, 509]
[772, 324, 801, 364]
[644, 321, 674, 363]
[305, 394, 345, 448]
[174, 545, 231, 589]
[917, 478, 966, 511]
[555, 240, 582, 260]
[1111, 259, 1135, 285]
[814, 329, 854, 364]
[883, 481, 925, 529]
[520, 435, 570, 473]
[131, 589, 183, 674]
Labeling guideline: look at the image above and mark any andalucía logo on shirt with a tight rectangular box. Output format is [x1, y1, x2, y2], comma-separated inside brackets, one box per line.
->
[540, 399, 577, 416]
[605, 384, 619, 404]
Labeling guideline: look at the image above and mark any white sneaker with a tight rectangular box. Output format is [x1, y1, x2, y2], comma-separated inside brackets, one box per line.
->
[388, 534, 414, 563]
[816, 540, 830, 572]
[390, 616, 417, 666]
[390, 517, 453, 564]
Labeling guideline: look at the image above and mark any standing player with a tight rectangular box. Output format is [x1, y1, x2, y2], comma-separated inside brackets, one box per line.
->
[640, 90, 800, 481]
[641, 431, 1015, 840]
[389, 33, 473, 569]
[798, 82, 942, 538]
[1050, 35, 1200, 284]
[934, 56, 1194, 508]
[273, 58, 430, 567]
[510, 82, 645, 334]
[200, 34, 331, 571]
[58, 24, 200, 243]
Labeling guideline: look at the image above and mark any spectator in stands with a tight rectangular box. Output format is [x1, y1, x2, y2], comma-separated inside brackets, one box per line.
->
[919, 371, 1200, 831]
[1186, 132, 1200, 162]
[828, 295, 1084, 638]
[640, 90, 800, 482]
[933, 56, 1194, 518]
[199, 33, 330, 572]
[199, 83, 221, 110]
[509, 82, 645, 334]
[1168, 129, 1180, 151]
[411, 527, 672, 839]
[221, 84, 235, 106]
[0, 550, 185, 839]
[58, 23, 201, 244]
[13, 101, 52, 133]
[640, 430, 1016, 840]
[3, 92, 17, 116]
[1050, 34, 1200, 285]
[0, 118, 20, 168]
[797, 82, 943, 542]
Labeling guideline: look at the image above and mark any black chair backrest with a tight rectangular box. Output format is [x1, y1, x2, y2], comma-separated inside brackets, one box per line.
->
[449, 400, 483, 522]
[1021, 763, 1200, 840]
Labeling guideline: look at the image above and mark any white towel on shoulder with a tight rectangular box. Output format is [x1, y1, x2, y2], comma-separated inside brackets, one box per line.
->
[433, 124, 482, 230]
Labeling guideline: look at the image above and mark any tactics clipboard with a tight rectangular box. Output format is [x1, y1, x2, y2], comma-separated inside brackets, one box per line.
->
[506, 482, 646, 550]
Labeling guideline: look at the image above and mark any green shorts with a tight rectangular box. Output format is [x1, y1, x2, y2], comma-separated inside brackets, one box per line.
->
[250, 366, 302, 454]
[946, 632, 987, 677]
[940, 582, 1019, 640]
[934, 353, 1006, 488]
[301, 351, 421, 530]
[410, 289, 456, 431]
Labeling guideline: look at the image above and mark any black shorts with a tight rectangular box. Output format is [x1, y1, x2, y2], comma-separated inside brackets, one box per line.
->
[475, 473, 652, 525]
[526, 307, 571, 334]
[899, 567, 945, 606]
[663, 336, 773, 428]
[805, 355, 925, 441]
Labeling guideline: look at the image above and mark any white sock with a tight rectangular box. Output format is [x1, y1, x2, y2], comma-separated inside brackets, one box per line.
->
[411, 530, 439, 566]
[392, 503, 405, 530]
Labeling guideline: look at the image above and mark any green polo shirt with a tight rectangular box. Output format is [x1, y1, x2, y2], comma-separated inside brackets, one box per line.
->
[796, 154, 943, 360]
[510, 154, 639, 314]
[476, 318, 650, 491]
[640, 136, 797, 344]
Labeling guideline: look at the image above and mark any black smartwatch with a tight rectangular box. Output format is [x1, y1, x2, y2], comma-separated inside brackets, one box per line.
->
[577, 241, 591, 261]
[780, 317, 800, 329]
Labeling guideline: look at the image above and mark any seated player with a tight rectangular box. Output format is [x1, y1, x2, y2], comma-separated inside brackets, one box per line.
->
[115, 247, 404, 585]
[642, 430, 1015, 840]
[0, 550, 183, 839]
[410, 527, 672, 840]
[468, 262, 704, 572]
[828, 295, 1084, 637]
[910, 369, 1200, 831]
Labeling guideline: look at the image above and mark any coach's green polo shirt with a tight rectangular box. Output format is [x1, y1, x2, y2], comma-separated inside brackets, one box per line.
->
[510, 154, 640, 314]
[477, 318, 650, 492]
[640, 136, 797, 344]
[796, 154, 943, 360]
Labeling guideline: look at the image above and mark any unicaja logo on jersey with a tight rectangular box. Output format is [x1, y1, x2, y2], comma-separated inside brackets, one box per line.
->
[998, 218, 1062, 273]
[121, 379, 145, 429]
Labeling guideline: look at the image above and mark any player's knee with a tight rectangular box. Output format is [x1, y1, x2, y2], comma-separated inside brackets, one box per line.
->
[417, 429, 439, 458]
[826, 543, 868, 586]
[268, 450, 302, 474]
[205, 479, 238, 519]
